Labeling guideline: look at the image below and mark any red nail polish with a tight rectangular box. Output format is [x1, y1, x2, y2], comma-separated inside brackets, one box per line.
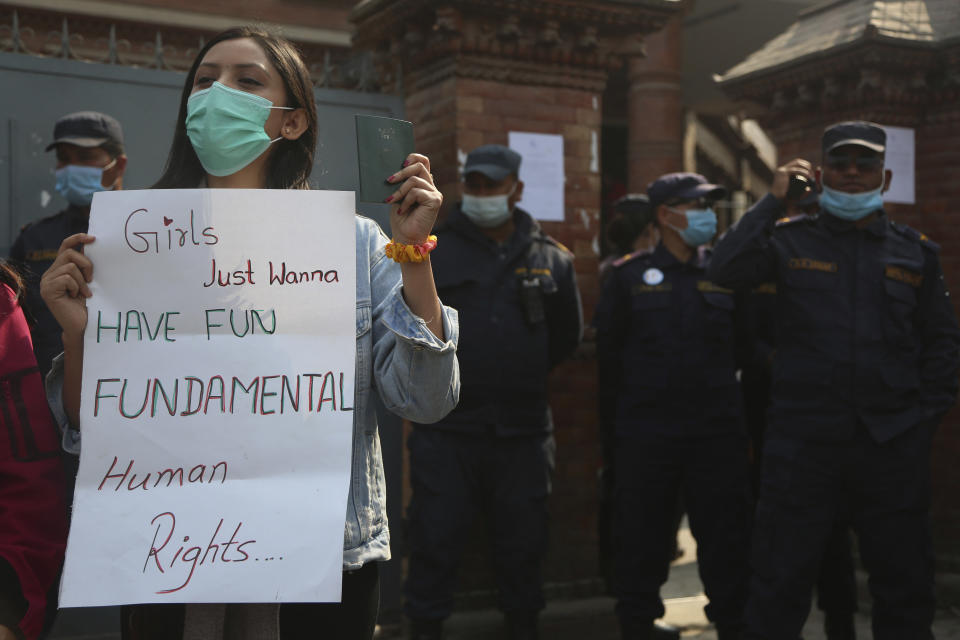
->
[403, 159, 411, 167]
[385, 195, 394, 203]
[386, 175, 395, 183]
[397, 208, 404, 216]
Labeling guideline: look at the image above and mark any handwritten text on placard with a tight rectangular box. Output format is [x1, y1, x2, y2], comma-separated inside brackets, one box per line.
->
[59, 189, 357, 606]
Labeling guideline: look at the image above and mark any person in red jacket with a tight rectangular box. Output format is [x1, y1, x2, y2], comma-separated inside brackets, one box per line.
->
[0, 262, 68, 640]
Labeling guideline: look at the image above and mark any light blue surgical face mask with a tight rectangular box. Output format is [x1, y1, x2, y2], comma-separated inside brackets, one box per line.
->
[55, 161, 115, 207]
[186, 81, 293, 177]
[820, 183, 884, 221]
[461, 184, 517, 228]
[667, 207, 717, 247]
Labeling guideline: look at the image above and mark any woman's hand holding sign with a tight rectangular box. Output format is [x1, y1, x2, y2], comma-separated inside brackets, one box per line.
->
[41, 233, 96, 344]
[40, 232, 96, 428]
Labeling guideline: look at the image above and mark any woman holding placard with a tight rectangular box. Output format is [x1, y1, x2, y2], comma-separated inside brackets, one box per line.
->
[40, 26, 459, 640]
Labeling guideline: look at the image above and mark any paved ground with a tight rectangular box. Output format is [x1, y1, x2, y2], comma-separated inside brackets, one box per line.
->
[49, 522, 960, 639]
[437, 523, 960, 639]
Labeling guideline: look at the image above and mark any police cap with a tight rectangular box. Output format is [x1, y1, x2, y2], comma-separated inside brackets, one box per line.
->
[614, 193, 653, 225]
[463, 144, 521, 181]
[647, 172, 726, 208]
[614, 193, 650, 215]
[45, 111, 125, 152]
[822, 121, 885, 156]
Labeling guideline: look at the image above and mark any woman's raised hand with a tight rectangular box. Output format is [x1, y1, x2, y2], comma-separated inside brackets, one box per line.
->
[385, 153, 443, 245]
[40, 233, 96, 345]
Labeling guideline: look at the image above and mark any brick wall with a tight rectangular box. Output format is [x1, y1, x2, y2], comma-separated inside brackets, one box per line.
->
[403, 77, 606, 592]
[916, 107, 960, 570]
[405, 77, 460, 212]
[119, 0, 355, 30]
[626, 16, 684, 191]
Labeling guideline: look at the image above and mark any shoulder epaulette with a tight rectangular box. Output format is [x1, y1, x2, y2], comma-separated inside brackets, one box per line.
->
[892, 222, 940, 252]
[774, 214, 810, 228]
[612, 250, 648, 268]
[543, 235, 573, 256]
[17, 208, 69, 235]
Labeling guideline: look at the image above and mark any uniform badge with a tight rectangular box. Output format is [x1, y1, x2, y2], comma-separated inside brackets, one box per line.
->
[643, 268, 664, 286]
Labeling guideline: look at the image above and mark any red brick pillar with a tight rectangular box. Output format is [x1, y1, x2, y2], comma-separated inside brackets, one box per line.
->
[352, 0, 682, 589]
[627, 15, 684, 191]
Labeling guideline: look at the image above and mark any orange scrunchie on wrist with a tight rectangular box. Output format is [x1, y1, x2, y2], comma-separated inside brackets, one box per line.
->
[385, 235, 438, 264]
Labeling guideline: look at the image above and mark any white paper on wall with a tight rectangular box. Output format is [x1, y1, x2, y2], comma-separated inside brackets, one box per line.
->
[881, 125, 915, 205]
[508, 132, 566, 222]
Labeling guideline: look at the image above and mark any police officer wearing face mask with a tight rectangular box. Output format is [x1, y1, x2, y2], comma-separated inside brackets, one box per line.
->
[9, 111, 127, 378]
[735, 186, 860, 640]
[708, 121, 960, 640]
[403, 144, 582, 640]
[594, 172, 752, 640]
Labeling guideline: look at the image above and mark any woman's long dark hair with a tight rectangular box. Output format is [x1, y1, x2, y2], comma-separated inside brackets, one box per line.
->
[153, 26, 318, 190]
[0, 261, 23, 303]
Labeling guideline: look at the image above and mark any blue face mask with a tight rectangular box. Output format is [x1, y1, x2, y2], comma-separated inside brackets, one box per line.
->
[820, 183, 884, 221]
[668, 207, 717, 247]
[55, 162, 114, 207]
[461, 183, 517, 228]
[186, 81, 293, 177]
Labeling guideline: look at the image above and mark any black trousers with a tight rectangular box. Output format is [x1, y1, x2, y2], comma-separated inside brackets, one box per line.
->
[745, 424, 936, 640]
[747, 397, 858, 618]
[403, 429, 555, 620]
[613, 432, 751, 630]
[281, 562, 381, 640]
[815, 523, 858, 616]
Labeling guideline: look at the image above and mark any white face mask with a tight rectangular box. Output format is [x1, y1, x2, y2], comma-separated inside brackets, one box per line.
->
[461, 184, 517, 228]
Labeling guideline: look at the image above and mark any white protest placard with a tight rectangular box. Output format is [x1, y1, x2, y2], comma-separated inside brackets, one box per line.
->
[508, 132, 565, 222]
[59, 189, 357, 606]
[881, 125, 915, 205]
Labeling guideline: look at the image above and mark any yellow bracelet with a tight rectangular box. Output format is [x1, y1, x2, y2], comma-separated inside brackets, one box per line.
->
[385, 235, 438, 263]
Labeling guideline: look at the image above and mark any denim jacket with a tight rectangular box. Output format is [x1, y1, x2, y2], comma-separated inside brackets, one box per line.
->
[47, 215, 461, 570]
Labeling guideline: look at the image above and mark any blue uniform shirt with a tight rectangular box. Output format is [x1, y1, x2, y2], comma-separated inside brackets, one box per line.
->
[594, 242, 745, 438]
[9, 205, 89, 377]
[426, 204, 582, 437]
[708, 194, 960, 443]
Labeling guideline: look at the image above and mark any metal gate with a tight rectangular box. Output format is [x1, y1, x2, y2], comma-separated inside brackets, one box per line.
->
[0, 50, 404, 250]
[0, 49, 409, 633]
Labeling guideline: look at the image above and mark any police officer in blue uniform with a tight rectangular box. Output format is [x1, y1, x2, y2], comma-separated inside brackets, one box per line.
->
[594, 173, 752, 640]
[737, 188, 859, 640]
[739, 188, 819, 484]
[708, 121, 960, 640]
[9, 111, 127, 377]
[403, 145, 582, 640]
[597, 193, 659, 592]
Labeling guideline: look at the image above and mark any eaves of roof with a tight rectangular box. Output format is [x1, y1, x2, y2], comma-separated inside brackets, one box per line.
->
[716, 0, 960, 87]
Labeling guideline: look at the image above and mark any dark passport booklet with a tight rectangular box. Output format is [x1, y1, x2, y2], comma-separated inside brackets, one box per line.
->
[355, 115, 415, 204]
